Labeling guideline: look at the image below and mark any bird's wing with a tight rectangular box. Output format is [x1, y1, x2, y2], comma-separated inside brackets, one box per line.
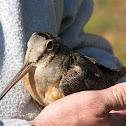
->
[59, 53, 109, 96]
[60, 63, 86, 96]
[59, 53, 93, 96]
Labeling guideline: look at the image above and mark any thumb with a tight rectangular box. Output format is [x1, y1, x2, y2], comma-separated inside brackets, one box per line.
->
[101, 82, 126, 112]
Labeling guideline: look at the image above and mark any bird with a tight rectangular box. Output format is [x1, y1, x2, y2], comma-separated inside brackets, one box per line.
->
[0, 32, 126, 110]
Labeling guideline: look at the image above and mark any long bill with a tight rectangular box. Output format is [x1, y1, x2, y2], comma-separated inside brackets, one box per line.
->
[0, 60, 34, 100]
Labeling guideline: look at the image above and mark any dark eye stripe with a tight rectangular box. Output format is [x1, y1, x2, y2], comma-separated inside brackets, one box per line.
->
[45, 32, 54, 38]
[36, 54, 44, 62]
[37, 32, 54, 39]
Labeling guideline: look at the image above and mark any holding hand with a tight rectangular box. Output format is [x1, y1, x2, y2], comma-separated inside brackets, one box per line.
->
[30, 82, 126, 126]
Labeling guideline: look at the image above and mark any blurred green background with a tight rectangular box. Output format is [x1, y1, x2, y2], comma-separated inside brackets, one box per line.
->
[84, 0, 126, 65]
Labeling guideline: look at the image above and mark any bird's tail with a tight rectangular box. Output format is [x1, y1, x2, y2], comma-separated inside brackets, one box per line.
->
[110, 66, 126, 83]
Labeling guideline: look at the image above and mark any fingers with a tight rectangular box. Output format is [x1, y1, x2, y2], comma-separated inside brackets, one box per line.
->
[101, 82, 126, 112]
[29, 82, 126, 126]
[29, 119, 50, 126]
[91, 82, 126, 126]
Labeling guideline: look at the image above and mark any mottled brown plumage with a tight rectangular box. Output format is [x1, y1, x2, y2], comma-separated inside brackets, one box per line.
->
[0, 32, 126, 109]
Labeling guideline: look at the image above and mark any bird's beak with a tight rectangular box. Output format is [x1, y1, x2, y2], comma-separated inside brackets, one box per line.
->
[0, 60, 34, 100]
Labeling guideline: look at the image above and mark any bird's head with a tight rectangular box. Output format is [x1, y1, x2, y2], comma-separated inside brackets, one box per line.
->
[25, 32, 61, 64]
[0, 32, 61, 100]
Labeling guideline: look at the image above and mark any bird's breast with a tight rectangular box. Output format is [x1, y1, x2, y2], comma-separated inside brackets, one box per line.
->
[22, 59, 66, 106]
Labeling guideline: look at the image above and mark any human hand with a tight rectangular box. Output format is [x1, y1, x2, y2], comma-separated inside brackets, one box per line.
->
[30, 82, 126, 126]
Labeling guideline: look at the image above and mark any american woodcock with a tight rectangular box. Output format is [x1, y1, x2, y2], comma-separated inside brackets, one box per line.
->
[0, 32, 126, 107]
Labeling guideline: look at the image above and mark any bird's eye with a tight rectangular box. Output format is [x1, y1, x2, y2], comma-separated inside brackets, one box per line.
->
[46, 41, 53, 50]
